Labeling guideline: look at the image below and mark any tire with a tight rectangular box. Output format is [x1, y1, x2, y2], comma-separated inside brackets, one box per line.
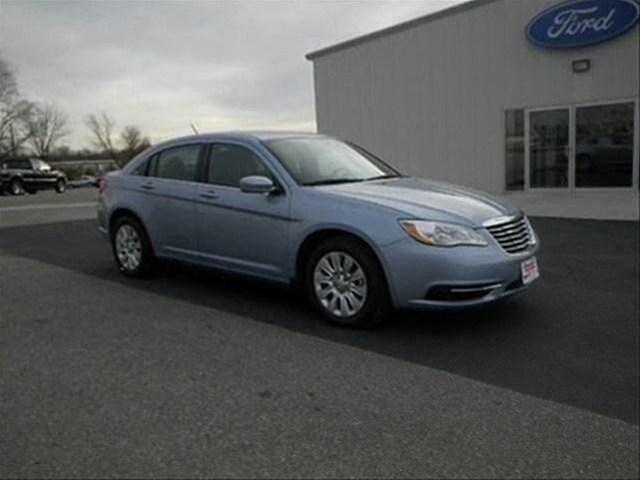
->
[55, 178, 66, 193]
[110, 215, 154, 277]
[8, 178, 24, 196]
[304, 236, 391, 328]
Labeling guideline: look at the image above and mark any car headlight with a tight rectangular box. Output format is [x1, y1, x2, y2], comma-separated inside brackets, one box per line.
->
[400, 220, 488, 247]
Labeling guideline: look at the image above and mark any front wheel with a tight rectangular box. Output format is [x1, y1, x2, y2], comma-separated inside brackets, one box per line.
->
[111, 216, 154, 277]
[55, 178, 66, 193]
[305, 236, 391, 328]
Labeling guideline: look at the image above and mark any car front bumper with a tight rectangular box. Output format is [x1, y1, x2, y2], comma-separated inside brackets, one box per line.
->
[380, 236, 540, 310]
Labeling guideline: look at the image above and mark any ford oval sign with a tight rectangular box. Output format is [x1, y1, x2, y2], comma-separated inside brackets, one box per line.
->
[527, 0, 640, 48]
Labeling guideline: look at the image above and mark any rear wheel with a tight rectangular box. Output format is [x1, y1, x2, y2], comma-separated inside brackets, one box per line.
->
[8, 178, 24, 195]
[305, 236, 390, 328]
[55, 178, 66, 193]
[111, 216, 154, 277]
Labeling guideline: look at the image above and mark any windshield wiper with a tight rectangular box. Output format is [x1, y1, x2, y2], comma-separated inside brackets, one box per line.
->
[302, 178, 365, 186]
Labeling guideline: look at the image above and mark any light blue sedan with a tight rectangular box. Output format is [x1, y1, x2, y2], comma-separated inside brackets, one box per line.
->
[97, 132, 539, 327]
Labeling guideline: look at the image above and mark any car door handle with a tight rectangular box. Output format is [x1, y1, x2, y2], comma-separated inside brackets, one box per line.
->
[199, 192, 219, 200]
[140, 183, 155, 190]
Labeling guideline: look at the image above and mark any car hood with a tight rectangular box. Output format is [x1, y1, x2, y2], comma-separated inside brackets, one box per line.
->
[319, 177, 519, 226]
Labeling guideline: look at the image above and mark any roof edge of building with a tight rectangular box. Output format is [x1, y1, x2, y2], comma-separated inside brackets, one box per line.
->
[305, 0, 499, 61]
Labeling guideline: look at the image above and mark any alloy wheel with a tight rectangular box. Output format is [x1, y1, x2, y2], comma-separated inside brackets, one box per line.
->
[313, 251, 367, 317]
[115, 224, 142, 272]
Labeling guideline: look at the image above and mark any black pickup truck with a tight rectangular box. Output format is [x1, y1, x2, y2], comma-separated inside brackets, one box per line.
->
[0, 158, 67, 195]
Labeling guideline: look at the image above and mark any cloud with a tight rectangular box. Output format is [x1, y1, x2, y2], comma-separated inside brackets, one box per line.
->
[0, 0, 464, 148]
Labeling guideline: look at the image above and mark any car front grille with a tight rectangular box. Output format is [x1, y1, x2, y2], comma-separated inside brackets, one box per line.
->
[485, 216, 533, 254]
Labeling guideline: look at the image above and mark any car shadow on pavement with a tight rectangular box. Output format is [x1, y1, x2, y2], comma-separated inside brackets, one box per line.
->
[0, 217, 638, 424]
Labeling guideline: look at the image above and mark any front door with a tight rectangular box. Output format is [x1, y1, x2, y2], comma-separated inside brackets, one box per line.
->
[29, 159, 55, 189]
[20, 159, 41, 190]
[196, 142, 291, 281]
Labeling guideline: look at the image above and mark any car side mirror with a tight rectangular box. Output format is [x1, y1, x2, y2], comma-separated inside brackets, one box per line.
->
[239, 175, 276, 194]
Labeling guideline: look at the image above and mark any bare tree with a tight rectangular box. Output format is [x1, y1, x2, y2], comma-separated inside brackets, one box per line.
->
[0, 56, 33, 160]
[120, 125, 150, 161]
[27, 103, 69, 159]
[85, 112, 116, 159]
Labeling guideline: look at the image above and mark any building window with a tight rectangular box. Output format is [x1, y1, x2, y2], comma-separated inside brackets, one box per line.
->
[529, 108, 569, 188]
[505, 109, 524, 191]
[507, 102, 637, 191]
[575, 102, 635, 188]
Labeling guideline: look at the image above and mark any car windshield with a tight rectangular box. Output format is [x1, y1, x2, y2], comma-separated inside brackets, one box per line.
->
[264, 137, 400, 186]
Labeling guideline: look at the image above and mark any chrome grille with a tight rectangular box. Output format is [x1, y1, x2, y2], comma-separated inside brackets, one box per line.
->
[484, 216, 533, 254]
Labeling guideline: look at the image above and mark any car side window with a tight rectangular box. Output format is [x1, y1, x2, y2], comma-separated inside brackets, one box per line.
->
[207, 144, 272, 187]
[32, 159, 50, 171]
[152, 145, 201, 182]
[131, 158, 149, 176]
[5, 160, 30, 169]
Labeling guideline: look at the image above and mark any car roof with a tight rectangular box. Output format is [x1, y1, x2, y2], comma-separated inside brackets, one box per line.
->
[123, 131, 334, 174]
[153, 131, 328, 149]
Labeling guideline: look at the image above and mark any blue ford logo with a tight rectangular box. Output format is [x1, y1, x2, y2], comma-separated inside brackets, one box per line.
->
[527, 0, 640, 48]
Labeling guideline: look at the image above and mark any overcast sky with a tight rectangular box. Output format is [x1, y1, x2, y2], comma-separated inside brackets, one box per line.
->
[0, 0, 465, 149]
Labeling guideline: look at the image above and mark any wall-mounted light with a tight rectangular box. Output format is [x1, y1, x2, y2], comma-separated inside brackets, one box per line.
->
[572, 59, 591, 73]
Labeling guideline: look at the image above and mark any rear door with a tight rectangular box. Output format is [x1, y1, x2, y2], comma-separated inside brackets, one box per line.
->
[130, 143, 204, 259]
[196, 142, 291, 280]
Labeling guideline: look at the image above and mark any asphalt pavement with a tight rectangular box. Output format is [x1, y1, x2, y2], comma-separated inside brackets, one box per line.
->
[0, 187, 97, 227]
[0, 189, 638, 478]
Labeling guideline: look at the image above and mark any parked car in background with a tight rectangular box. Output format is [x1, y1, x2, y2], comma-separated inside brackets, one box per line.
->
[69, 174, 98, 189]
[0, 158, 67, 195]
[97, 132, 540, 327]
[91, 174, 104, 188]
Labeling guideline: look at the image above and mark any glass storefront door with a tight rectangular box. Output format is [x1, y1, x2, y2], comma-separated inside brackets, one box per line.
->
[529, 108, 570, 188]
[507, 101, 638, 191]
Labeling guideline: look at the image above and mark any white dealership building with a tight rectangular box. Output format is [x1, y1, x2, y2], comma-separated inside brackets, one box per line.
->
[307, 0, 640, 219]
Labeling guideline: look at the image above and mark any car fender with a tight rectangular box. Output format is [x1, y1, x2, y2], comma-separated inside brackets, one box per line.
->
[104, 198, 159, 251]
[290, 221, 402, 304]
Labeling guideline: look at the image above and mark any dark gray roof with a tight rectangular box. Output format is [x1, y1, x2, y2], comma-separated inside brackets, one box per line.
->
[306, 0, 498, 60]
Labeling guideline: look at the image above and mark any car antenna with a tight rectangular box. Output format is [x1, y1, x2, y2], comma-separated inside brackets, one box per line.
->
[190, 123, 199, 134]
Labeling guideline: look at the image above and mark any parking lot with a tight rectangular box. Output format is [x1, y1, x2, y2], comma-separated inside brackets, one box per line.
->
[1, 189, 638, 478]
